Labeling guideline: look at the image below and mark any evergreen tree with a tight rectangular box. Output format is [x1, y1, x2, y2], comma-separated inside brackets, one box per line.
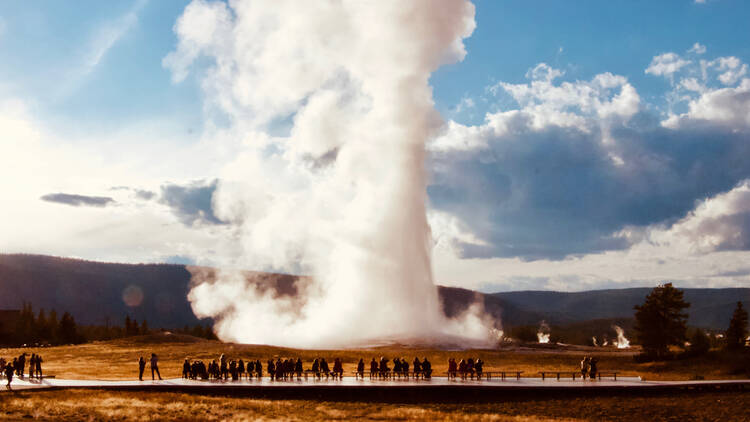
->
[48, 309, 59, 342]
[59, 312, 79, 344]
[726, 301, 748, 350]
[634, 283, 690, 359]
[125, 315, 133, 336]
[36, 308, 51, 342]
[140, 319, 149, 335]
[687, 328, 711, 356]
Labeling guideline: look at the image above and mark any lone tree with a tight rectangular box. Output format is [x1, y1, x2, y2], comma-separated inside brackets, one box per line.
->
[634, 283, 690, 359]
[725, 301, 748, 350]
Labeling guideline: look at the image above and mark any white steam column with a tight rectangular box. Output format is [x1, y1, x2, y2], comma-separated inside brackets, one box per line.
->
[165, 0, 492, 348]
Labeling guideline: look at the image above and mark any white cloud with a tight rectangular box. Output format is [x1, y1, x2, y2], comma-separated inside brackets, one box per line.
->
[481, 64, 639, 135]
[713, 56, 748, 85]
[663, 78, 750, 128]
[645, 52, 691, 82]
[688, 42, 707, 55]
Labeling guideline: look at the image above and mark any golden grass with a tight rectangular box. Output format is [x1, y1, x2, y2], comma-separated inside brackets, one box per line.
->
[0, 333, 743, 381]
[2, 389, 749, 421]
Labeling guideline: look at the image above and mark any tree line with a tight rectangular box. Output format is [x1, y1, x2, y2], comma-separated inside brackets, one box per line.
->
[3, 302, 84, 346]
[1, 302, 217, 346]
[634, 283, 748, 360]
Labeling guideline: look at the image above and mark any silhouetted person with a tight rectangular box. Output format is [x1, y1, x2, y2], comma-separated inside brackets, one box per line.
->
[30, 354, 36, 378]
[238, 359, 245, 379]
[267, 359, 276, 380]
[378, 357, 389, 379]
[151, 353, 162, 380]
[295, 358, 303, 379]
[320, 358, 330, 379]
[413, 357, 422, 379]
[4, 362, 13, 390]
[580, 356, 590, 380]
[421, 358, 432, 379]
[332, 358, 343, 379]
[183, 358, 191, 379]
[448, 358, 457, 379]
[17, 353, 26, 377]
[589, 357, 598, 381]
[255, 360, 262, 378]
[220, 354, 228, 380]
[312, 358, 320, 380]
[35, 354, 43, 379]
[370, 358, 378, 379]
[356, 358, 365, 379]
[138, 356, 146, 381]
[475, 358, 483, 379]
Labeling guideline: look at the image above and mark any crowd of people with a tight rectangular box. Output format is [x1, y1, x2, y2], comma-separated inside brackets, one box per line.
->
[1, 352, 44, 389]
[180, 355, 375, 381]
[446, 357, 484, 379]
[354, 356, 433, 379]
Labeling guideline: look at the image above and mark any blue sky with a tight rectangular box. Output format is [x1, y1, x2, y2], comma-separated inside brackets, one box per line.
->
[3, 0, 747, 133]
[2, 0, 750, 292]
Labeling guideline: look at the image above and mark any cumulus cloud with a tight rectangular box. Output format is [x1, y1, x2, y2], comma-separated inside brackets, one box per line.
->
[429, 60, 750, 261]
[40, 193, 115, 207]
[644, 180, 750, 253]
[645, 52, 691, 82]
[688, 43, 707, 55]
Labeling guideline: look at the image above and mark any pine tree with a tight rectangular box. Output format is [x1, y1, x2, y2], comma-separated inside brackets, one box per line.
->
[140, 319, 149, 335]
[59, 312, 78, 344]
[125, 315, 133, 336]
[634, 283, 690, 359]
[725, 301, 748, 350]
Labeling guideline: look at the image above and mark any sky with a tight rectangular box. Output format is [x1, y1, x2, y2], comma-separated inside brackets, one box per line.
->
[2, 0, 750, 292]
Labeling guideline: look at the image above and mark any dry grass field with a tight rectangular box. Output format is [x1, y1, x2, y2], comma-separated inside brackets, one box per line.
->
[2, 334, 750, 421]
[1, 332, 747, 381]
[2, 389, 750, 421]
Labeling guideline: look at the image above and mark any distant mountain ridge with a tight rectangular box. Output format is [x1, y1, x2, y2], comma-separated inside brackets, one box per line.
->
[0, 254, 747, 331]
[491, 288, 750, 329]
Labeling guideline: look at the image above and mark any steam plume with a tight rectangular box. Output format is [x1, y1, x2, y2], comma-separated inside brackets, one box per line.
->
[166, 0, 490, 348]
[612, 325, 630, 349]
[537, 321, 551, 344]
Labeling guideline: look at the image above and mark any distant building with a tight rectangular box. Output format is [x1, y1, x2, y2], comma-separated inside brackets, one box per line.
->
[0, 309, 21, 344]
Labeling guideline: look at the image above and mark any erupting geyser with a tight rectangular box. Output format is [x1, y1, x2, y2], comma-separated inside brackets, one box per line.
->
[166, 0, 494, 348]
[613, 325, 630, 349]
[537, 321, 551, 344]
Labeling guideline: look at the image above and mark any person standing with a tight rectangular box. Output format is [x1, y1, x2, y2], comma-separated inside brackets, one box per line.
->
[4, 361, 13, 390]
[150, 353, 162, 380]
[580, 356, 590, 380]
[17, 353, 26, 377]
[138, 356, 146, 381]
[589, 357, 598, 381]
[35, 354, 43, 379]
[356, 358, 365, 379]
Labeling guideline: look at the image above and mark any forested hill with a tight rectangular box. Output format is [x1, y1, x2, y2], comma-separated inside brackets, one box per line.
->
[0, 253, 747, 331]
[0, 254, 200, 328]
[491, 288, 750, 329]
